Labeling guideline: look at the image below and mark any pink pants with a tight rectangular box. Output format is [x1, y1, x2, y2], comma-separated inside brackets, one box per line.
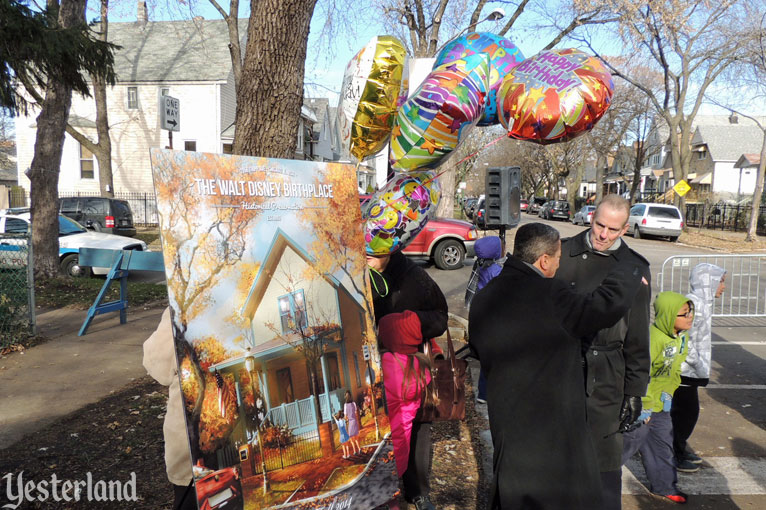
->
[382, 352, 430, 478]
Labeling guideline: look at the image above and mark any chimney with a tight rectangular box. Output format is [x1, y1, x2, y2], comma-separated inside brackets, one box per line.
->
[729, 112, 738, 124]
[137, 1, 148, 24]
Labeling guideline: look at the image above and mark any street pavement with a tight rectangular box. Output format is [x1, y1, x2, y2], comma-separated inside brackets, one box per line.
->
[0, 214, 763, 509]
[429, 214, 766, 509]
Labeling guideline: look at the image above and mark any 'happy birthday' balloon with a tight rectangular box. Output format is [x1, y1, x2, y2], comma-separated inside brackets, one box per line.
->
[496, 48, 614, 144]
[336, 36, 409, 162]
[434, 32, 524, 125]
[389, 54, 490, 172]
[363, 171, 441, 255]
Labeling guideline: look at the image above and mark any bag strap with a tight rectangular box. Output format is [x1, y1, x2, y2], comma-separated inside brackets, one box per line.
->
[444, 329, 461, 406]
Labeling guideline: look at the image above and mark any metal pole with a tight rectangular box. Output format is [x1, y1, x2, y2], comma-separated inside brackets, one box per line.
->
[26, 232, 36, 335]
[168, 130, 173, 150]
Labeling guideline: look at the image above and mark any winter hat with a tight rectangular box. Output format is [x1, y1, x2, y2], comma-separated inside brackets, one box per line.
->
[378, 310, 422, 354]
[475, 235, 503, 260]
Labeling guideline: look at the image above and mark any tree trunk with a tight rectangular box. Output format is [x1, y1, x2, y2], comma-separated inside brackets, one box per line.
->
[234, 0, 318, 157]
[595, 154, 605, 203]
[30, 0, 87, 280]
[745, 132, 766, 242]
[93, 73, 114, 197]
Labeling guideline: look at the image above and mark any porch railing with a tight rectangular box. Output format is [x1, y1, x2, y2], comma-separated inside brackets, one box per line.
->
[266, 388, 346, 434]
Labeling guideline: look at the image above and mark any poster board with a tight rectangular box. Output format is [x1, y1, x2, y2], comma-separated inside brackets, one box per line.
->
[150, 150, 396, 509]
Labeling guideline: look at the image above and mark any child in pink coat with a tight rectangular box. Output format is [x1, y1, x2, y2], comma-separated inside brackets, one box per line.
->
[378, 310, 431, 478]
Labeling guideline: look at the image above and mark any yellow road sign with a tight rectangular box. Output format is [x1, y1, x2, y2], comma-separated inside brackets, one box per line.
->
[673, 179, 691, 197]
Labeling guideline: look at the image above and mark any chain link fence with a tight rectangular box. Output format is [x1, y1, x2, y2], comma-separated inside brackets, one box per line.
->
[0, 233, 35, 347]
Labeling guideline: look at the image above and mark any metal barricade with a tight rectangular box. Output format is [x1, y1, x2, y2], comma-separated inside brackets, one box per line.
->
[0, 232, 36, 346]
[658, 254, 766, 317]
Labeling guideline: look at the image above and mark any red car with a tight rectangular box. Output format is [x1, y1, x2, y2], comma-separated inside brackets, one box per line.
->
[360, 195, 477, 270]
[194, 465, 242, 510]
[520, 199, 529, 212]
[402, 217, 477, 270]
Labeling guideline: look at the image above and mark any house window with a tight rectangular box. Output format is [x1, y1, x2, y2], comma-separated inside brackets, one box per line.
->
[184, 140, 197, 151]
[696, 150, 705, 160]
[353, 352, 361, 387]
[223, 143, 233, 154]
[278, 289, 307, 333]
[127, 87, 138, 109]
[276, 367, 294, 403]
[296, 122, 304, 153]
[160, 87, 169, 96]
[80, 143, 94, 179]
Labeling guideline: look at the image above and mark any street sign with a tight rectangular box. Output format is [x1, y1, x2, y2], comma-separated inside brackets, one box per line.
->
[160, 95, 180, 132]
[362, 344, 370, 361]
[673, 179, 691, 197]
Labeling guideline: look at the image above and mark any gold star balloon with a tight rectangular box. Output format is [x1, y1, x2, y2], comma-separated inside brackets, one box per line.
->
[336, 36, 409, 163]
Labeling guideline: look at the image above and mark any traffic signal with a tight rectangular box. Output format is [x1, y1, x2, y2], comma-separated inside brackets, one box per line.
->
[484, 166, 521, 228]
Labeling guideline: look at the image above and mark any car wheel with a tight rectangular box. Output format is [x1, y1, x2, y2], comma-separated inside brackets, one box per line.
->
[60, 254, 91, 278]
[433, 239, 465, 270]
[633, 225, 642, 239]
[669, 235, 679, 242]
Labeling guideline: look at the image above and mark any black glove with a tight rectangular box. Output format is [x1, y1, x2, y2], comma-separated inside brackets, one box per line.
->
[618, 395, 642, 432]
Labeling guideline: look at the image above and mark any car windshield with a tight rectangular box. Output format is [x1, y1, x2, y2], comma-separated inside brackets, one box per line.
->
[59, 215, 87, 235]
[648, 206, 681, 219]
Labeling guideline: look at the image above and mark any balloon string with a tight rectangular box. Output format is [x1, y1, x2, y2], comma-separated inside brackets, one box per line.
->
[453, 133, 507, 167]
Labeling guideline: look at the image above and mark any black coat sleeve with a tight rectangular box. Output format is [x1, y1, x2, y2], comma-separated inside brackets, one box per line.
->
[556, 264, 644, 339]
[622, 264, 652, 397]
[410, 266, 449, 340]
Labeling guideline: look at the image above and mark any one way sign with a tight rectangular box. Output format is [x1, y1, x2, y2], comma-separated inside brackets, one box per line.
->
[160, 95, 180, 132]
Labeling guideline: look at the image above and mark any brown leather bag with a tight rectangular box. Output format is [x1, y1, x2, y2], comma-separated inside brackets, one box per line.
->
[415, 329, 467, 422]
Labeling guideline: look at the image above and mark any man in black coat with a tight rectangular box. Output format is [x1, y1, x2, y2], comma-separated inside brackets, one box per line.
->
[469, 222, 644, 510]
[554, 195, 651, 510]
[368, 250, 448, 510]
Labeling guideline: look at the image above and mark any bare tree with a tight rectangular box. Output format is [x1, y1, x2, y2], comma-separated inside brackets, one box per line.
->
[575, 0, 753, 218]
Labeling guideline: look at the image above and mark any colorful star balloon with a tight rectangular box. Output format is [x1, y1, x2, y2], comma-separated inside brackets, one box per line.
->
[434, 32, 525, 126]
[496, 48, 614, 144]
[389, 53, 490, 172]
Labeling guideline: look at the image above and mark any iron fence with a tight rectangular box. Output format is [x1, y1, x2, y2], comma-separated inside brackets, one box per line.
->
[7, 190, 159, 226]
[0, 233, 35, 347]
[250, 428, 322, 473]
[658, 254, 766, 317]
[685, 203, 766, 235]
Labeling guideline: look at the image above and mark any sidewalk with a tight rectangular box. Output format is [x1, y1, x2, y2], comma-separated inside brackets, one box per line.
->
[0, 304, 165, 449]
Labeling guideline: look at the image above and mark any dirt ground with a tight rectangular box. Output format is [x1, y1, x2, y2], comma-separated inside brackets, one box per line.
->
[0, 371, 490, 510]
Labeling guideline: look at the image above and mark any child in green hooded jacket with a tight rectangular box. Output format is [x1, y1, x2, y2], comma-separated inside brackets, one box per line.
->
[621, 291, 694, 504]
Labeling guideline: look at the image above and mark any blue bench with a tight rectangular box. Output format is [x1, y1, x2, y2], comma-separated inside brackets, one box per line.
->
[77, 248, 165, 336]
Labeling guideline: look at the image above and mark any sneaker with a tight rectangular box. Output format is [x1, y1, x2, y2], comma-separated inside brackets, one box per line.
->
[654, 491, 688, 504]
[676, 459, 700, 473]
[680, 451, 702, 464]
[412, 496, 436, 510]
[476, 398, 487, 405]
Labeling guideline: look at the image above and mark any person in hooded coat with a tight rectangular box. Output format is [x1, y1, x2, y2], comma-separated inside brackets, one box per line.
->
[671, 264, 726, 471]
[622, 292, 693, 504]
[469, 223, 644, 510]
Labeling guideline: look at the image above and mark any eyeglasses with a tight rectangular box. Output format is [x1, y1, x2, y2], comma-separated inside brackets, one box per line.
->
[677, 310, 695, 318]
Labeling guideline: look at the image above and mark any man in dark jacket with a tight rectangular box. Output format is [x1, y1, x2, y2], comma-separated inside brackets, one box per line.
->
[469, 222, 644, 510]
[368, 250, 448, 510]
[554, 195, 651, 510]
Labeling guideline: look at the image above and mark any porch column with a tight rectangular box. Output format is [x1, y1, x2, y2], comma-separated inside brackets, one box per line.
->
[320, 354, 331, 417]
[259, 364, 271, 413]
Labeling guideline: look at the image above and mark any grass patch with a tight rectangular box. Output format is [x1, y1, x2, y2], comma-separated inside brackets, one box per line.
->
[321, 465, 365, 491]
[134, 231, 160, 246]
[35, 277, 168, 310]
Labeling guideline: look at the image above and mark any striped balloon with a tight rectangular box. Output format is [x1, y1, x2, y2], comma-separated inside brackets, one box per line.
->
[389, 53, 490, 172]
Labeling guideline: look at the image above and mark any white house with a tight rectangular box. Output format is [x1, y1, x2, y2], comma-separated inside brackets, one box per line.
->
[15, 4, 319, 198]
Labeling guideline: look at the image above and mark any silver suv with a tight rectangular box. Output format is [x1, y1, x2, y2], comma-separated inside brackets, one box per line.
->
[628, 203, 684, 242]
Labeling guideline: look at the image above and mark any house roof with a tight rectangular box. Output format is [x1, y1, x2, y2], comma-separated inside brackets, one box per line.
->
[734, 153, 761, 168]
[691, 124, 764, 161]
[108, 18, 248, 83]
[305, 97, 330, 129]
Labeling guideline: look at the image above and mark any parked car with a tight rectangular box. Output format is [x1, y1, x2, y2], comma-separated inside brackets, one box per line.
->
[519, 198, 529, 212]
[359, 196, 478, 270]
[59, 196, 137, 237]
[402, 217, 478, 270]
[462, 197, 479, 219]
[527, 197, 547, 215]
[627, 203, 684, 241]
[194, 464, 242, 510]
[473, 197, 486, 229]
[572, 205, 596, 225]
[0, 210, 148, 277]
[538, 200, 571, 221]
